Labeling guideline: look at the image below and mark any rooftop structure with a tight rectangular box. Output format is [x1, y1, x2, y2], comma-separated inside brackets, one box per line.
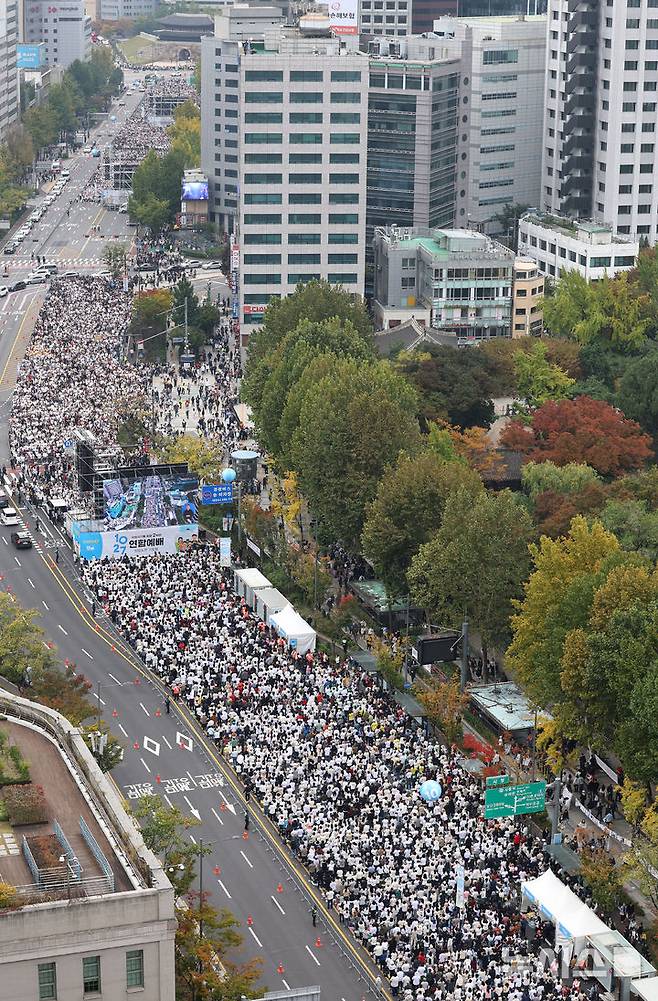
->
[518, 211, 639, 281]
[0, 688, 175, 1001]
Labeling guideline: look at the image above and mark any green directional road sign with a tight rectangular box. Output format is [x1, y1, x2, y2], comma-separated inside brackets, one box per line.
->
[486, 774, 511, 788]
[484, 780, 546, 819]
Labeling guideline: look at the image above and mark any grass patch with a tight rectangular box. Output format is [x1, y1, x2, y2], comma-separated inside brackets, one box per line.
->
[117, 35, 155, 64]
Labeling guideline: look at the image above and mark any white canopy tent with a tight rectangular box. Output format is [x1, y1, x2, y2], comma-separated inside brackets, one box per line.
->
[522, 870, 608, 943]
[270, 604, 316, 654]
[254, 586, 289, 624]
[233, 567, 271, 607]
[632, 977, 658, 1001]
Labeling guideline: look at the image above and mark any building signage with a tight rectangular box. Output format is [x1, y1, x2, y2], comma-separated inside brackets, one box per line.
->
[328, 0, 358, 35]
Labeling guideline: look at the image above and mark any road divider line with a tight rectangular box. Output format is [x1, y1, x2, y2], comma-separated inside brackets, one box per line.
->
[217, 879, 232, 899]
[92, 690, 105, 705]
[81, 647, 93, 659]
[248, 926, 263, 948]
[42, 600, 49, 609]
[162, 735, 172, 749]
[139, 702, 150, 716]
[27, 577, 34, 588]
[271, 894, 285, 915]
[140, 757, 151, 774]
[282, 979, 291, 991]
[57, 624, 68, 635]
[118, 723, 128, 737]
[240, 850, 253, 869]
[108, 673, 122, 685]
[305, 945, 321, 967]
[211, 807, 224, 826]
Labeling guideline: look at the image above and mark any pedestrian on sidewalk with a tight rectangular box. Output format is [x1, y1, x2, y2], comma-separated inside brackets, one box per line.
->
[165, 694, 170, 715]
[311, 905, 317, 927]
[244, 809, 250, 832]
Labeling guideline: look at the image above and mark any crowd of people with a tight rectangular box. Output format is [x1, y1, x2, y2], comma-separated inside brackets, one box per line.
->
[83, 546, 614, 1001]
[9, 276, 148, 510]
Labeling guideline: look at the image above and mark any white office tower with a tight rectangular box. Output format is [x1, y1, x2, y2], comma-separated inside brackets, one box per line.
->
[201, 7, 367, 329]
[0, 0, 19, 140]
[542, 0, 658, 241]
[433, 15, 547, 236]
[24, 0, 91, 69]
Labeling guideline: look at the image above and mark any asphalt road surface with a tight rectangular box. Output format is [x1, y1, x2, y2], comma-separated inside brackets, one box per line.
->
[0, 87, 386, 1001]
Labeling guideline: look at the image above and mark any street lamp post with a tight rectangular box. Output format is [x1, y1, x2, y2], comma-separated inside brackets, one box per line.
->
[221, 467, 240, 554]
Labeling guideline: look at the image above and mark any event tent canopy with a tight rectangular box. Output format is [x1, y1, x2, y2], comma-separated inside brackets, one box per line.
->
[254, 586, 289, 624]
[270, 604, 316, 654]
[631, 977, 658, 1000]
[522, 870, 608, 940]
[233, 567, 271, 606]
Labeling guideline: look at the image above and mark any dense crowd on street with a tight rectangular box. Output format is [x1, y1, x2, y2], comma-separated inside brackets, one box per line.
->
[9, 276, 147, 510]
[83, 545, 619, 1001]
[110, 109, 170, 164]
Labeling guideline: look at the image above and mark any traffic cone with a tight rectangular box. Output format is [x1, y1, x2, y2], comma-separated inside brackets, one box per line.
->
[315, 936, 323, 948]
[134, 677, 141, 685]
[220, 802, 226, 812]
[213, 865, 221, 876]
[276, 883, 283, 893]
[277, 963, 285, 975]
[247, 914, 253, 926]
[242, 831, 249, 840]
[111, 645, 116, 652]
[133, 741, 139, 750]
[155, 775, 161, 784]
[155, 709, 161, 717]
[112, 709, 118, 718]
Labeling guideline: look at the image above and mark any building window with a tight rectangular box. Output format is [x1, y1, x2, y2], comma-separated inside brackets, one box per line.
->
[245, 92, 283, 103]
[288, 213, 322, 224]
[330, 132, 360, 143]
[332, 70, 361, 81]
[330, 93, 361, 103]
[590, 257, 611, 267]
[330, 112, 360, 123]
[39, 963, 57, 1001]
[245, 70, 282, 81]
[288, 273, 322, 284]
[83, 957, 101, 996]
[327, 273, 358, 283]
[329, 213, 358, 223]
[126, 950, 144, 990]
[290, 92, 323, 103]
[482, 49, 518, 64]
[289, 133, 323, 143]
[290, 70, 323, 81]
[244, 254, 282, 265]
[328, 253, 358, 264]
[290, 113, 323, 123]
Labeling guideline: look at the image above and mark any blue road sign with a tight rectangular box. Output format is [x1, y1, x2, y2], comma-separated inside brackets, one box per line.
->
[201, 483, 234, 506]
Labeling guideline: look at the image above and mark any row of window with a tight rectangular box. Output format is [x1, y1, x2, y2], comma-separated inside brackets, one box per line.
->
[244, 233, 359, 244]
[244, 273, 358, 284]
[245, 153, 359, 164]
[245, 193, 360, 204]
[245, 91, 361, 104]
[39, 952, 144, 1000]
[244, 213, 358, 224]
[244, 69, 361, 82]
[244, 118, 359, 136]
[244, 173, 360, 184]
[244, 253, 359, 264]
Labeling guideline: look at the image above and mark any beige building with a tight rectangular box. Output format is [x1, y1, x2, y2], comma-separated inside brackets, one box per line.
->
[0, 689, 175, 1001]
[511, 257, 543, 337]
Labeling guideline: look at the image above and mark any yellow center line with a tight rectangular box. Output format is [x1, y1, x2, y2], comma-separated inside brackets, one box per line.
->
[37, 551, 392, 998]
[79, 205, 107, 257]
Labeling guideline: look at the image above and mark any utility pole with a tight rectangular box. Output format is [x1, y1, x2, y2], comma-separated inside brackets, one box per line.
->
[198, 838, 204, 940]
[460, 616, 469, 692]
[550, 776, 561, 843]
[96, 682, 102, 728]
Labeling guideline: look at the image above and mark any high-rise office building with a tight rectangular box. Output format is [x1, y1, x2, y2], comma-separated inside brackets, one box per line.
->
[23, 0, 91, 69]
[201, 10, 368, 329]
[434, 14, 547, 235]
[542, 0, 658, 242]
[0, 0, 19, 140]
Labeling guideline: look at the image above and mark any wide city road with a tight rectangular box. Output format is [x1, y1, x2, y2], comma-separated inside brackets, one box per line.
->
[0, 85, 386, 1001]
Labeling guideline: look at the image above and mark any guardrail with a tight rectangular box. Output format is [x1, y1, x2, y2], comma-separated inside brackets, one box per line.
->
[12, 874, 112, 901]
[53, 819, 83, 879]
[22, 836, 39, 885]
[80, 817, 115, 892]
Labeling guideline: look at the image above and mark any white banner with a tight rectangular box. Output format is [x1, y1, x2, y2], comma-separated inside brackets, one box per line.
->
[329, 0, 358, 34]
[219, 536, 232, 567]
[74, 523, 199, 560]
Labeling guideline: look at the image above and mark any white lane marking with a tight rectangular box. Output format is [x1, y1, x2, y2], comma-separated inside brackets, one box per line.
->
[140, 757, 151, 774]
[271, 894, 286, 915]
[143, 736, 160, 756]
[1, 537, 6, 545]
[240, 850, 253, 869]
[176, 732, 193, 751]
[189, 834, 197, 844]
[211, 807, 224, 826]
[14, 556, 20, 566]
[92, 690, 106, 705]
[282, 980, 291, 991]
[305, 945, 321, 967]
[248, 926, 263, 948]
[108, 673, 122, 685]
[27, 577, 35, 589]
[57, 624, 68, 635]
[217, 879, 232, 899]
[139, 702, 150, 717]
[164, 794, 173, 808]
[42, 600, 49, 609]
[118, 723, 128, 737]
[219, 791, 236, 815]
[81, 648, 93, 659]
[183, 795, 201, 820]
[162, 734, 172, 749]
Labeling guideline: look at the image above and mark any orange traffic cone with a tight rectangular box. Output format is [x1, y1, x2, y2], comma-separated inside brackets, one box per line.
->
[213, 865, 221, 876]
[242, 831, 249, 840]
[133, 741, 139, 750]
[156, 775, 161, 784]
[112, 709, 118, 717]
[276, 883, 284, 893]
[315, 936, 323, 948]
[277, 963, 285, 975]
[247, 915, 253, 926]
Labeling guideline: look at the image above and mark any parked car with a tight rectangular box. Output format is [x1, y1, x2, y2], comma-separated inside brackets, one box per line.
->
[1, 507, 19, 526]
[10, 280, 27, 292]
[28, 271, 48, 284]
[0, 286, 7, 298]
[0, 489, 10, 509]
[10, 531, 32, 549]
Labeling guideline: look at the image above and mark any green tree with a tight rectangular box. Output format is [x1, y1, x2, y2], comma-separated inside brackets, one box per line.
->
[513, 341, 575, 409]
[492, 202, 529, 244]
[175, 893, 264, 1001]
[416, 678, 470, 744]
[361, 451, 482, 598]
[409, 489, 533, 678]
[544, 270, 651, 350]
[158, 434, 225, 481]
[130, 288, 173, 360]
[131, 794, 209, 895]
[0, 595, 57, 688]
[81, 720, 123, 772]
[290, 358, 421, 547]
[243, 280, 373, 413]
[599, 497, 658, 560]
[506, 516, 621, 705]
[168, 100, 201, 166]
[394, 344, 496, 427]
[32, 664, 95, 726]
[521, 460, 602, 499]
[103, 241, 127, 279]
[616, 344, 658, 446]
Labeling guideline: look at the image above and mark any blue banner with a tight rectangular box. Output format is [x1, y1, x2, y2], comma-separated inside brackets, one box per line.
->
[201, 483, 233, 505]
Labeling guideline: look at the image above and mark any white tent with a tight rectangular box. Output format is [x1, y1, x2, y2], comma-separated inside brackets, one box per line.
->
[522, 870, 608, 942]
[233, 567, 271, 607]
[632, 977, 658, 1001]
[254, 586, 289, 624]
[270, 604, 316, 654]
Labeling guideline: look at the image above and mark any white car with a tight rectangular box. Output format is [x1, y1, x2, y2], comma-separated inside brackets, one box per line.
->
[28, 271, 49, 284]
[1, 507, 19, 526]
[83, 145, 92, 153]
[61, 169, 70, 178]
[0, 286, 7, 297]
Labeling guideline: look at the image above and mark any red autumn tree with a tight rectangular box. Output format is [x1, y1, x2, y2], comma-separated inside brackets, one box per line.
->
[500, 396, 652, 478]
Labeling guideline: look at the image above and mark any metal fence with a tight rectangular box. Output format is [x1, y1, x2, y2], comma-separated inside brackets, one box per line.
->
[79, 817, 115, 892]
[53, 819, 82, 879]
